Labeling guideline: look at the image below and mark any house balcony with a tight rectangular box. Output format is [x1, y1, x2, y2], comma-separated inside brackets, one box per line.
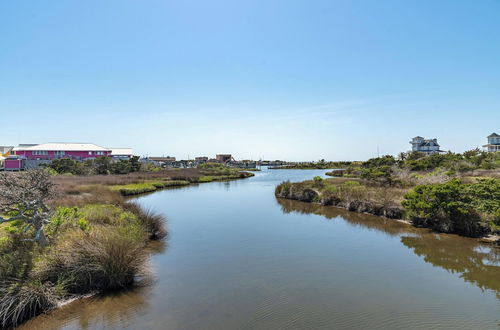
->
[483, 144, 500, 152]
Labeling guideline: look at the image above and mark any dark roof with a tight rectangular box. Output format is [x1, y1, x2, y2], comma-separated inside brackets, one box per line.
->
[487, 132, 500, 138]
[413, 136, 424, 139]
[149, 156, 176, 161]
[421, 140, 440, 147]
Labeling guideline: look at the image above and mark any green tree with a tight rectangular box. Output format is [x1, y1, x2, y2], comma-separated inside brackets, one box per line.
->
[48, 158, 88, 175]
[129, 156, 141, 172]
[111, 160, 132, 174]
[94, 157, 112, 175]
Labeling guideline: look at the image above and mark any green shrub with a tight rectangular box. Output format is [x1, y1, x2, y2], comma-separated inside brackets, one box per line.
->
[360, 165, 396, 185]
[402, 179, 493, 237]
[110, 160, 132, 174]
[46, 207, 87, 237]
[129, 156, 141, 172]
[313, 176, 324, 187]
[43, 167, 58, 176]
[47, 158, 90, 175]
[47, 156, 145, 176]
[362, 155, 396, 168]
[47, 204, 147, 238]
[0, 234, 35, 282]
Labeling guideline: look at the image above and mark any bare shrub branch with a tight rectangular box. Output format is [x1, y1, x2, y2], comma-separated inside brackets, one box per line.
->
[0, 170, 55, 246]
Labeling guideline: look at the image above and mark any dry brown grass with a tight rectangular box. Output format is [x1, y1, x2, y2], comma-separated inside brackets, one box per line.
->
[50, 184, 124, 208]
[278, 178, 407, 205]
[459, 169, 500, 179]
[51, 168, 212, 188]
[323, 180, 408, 207]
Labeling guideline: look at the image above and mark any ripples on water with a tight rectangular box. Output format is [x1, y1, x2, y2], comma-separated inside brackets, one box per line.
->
[20, 169, 500, 330]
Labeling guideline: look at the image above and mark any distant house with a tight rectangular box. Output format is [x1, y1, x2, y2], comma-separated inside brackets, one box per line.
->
[110, 148, 134, 160]
[409, 136, 443, 155]
[4, 142, 132, 171]
[148, 156, 176, 163]
[144, 156, 176, 167]
[195, 157, 208, 162]
[216, 154, 234, 163]
[12, 143, 112, 161]
[483, 133, 500, 152]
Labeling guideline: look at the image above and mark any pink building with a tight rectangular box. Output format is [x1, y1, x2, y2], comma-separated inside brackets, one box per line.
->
[12, 143, 112, 161]
[3, 156, 25, 171]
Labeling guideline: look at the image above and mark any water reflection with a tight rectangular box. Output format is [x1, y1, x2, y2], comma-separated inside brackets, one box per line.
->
[19, 169, 500, 330]
[278, 197, 419, 237]
[401, 235, 500, 295]
[19, 287, 153, 330]
[277, 197, 500, 296]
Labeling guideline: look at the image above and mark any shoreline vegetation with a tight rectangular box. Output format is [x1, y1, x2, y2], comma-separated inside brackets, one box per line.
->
[276, 150, 500, 243]
[0, 163, 253, 328]
[270, 160, 351, 170]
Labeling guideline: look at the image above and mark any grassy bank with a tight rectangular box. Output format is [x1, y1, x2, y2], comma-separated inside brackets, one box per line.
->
[111, 180, 190, 196]
[276, 177, 407, 219]
[276, 166, 500, 239]
[276, 150, 500, 239]
[0, 167, 253, 327]
[0, 186, 166, 328]
[271, 161, 353, 170]
[53, 167, 254, 197]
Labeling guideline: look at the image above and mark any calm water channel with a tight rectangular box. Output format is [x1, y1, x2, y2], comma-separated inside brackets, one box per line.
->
[21, 169, 500, 329]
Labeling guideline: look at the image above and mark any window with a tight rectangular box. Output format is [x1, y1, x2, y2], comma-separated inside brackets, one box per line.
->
[32, 151, 48, 155]
[94, 151, 104, 155]
[54, 151, 65, 156]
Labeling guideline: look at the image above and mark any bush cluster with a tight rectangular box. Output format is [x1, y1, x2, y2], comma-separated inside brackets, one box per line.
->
[343, 150, 499, 186]
[46, 156, 142, 176]
[402, 179, 500, 236]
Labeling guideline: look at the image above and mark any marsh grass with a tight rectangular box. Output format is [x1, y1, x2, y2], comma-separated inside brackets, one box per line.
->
[36, 226, 148, 294]
[0, 167, 254, 327]
[0, 281, 58, 328]
[109, 180, 190, 196]
[52, 167, 252, 188]
[0, 173, 172, 327]
[112, 183, 159, 196]
[122, 202, 167, 240]
[276, 178, 407, 218]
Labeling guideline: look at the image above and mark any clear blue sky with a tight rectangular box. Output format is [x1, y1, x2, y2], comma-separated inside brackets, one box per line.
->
[1, 0, 499, 161]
